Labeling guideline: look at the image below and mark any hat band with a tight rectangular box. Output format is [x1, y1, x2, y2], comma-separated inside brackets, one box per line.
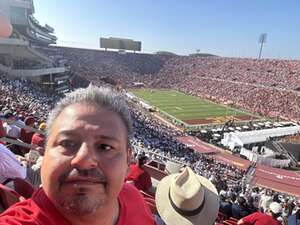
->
[168, 189, 205, 217]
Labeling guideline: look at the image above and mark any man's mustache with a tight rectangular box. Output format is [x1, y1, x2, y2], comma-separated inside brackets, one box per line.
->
[59, 168, 107, 183]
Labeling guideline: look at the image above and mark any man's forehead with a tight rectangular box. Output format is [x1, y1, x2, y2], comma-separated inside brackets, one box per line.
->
[59, 104, 113, 121]
[51, 103, 128, 138]
[56, 129, 120, 142]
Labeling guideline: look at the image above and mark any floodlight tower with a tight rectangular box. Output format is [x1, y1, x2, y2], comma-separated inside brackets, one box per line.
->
[258, 33, 267, 59]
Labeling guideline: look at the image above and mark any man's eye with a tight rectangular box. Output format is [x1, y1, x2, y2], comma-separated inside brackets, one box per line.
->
[97, 144, 113, 152]
[60, 140, 78, 151]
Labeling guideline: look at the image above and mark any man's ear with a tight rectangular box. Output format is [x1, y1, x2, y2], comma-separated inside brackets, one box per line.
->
[126, 145, 132, 165]
[126, 146, 132, 176]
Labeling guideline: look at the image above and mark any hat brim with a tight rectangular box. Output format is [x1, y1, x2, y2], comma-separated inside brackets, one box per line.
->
[156, 173, 219, 225]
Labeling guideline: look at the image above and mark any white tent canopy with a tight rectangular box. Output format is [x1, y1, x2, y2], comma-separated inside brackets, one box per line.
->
[221, 125, 300, 150]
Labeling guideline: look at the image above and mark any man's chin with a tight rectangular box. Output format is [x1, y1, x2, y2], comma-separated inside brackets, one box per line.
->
[57, 193, 106, 216]
[54, 182, 107, 214]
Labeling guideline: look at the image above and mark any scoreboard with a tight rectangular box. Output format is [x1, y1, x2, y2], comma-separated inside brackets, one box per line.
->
[100, 37, 141, 51]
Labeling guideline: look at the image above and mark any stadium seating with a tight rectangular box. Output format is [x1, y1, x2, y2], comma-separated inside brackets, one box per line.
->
[12, 178, 35, 199]
[0, 184, 24, 212]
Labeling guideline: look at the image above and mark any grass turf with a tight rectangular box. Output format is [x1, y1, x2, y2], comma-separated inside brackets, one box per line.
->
[131, 89, 254, 121]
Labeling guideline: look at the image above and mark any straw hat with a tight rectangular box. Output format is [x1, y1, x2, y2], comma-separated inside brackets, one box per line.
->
[156, 167, 219, 225]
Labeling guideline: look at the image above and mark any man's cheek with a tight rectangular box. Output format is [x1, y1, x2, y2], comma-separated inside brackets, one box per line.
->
[102, 155, 128, 181]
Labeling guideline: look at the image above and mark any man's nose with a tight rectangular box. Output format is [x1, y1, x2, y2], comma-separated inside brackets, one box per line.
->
[70, 142, 98, 170]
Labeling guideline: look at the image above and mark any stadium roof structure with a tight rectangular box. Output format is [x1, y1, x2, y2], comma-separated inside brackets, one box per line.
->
[188, 53, 217, 57]
[155, 51, 177, 56]
[221, 126, 300, 150]
[0, 0, 70, 93]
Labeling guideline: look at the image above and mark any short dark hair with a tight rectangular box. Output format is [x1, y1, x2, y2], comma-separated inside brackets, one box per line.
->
[47, 85, 133, 144]
[137, 155, 147, 166]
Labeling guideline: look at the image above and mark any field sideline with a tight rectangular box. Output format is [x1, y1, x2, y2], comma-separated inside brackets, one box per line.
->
[131, 89, 259, 125]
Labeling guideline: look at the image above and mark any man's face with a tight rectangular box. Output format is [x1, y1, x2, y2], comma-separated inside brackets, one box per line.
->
[41, 103, 131, 216]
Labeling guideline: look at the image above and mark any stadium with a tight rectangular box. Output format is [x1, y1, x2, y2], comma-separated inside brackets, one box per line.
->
[0, 0, 299, 224]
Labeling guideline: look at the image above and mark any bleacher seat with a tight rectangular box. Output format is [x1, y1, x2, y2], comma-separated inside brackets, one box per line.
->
[0, 183, 24, 212]
[223, 220, 238, 225]
[140, 190, 157, 214]
[13, 178, 35, 199]
[216, 212, 228, 223]
[140, 190, 155, 199]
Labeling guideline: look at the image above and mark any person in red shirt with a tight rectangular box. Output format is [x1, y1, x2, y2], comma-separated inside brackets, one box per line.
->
[126, 153, 152, 194]
[237, 201, 282, 225]
[20, 116, 35, 144]
[20, 116, 35, 154]
[0, 86, 155, 225]
[31, 122, 46, 151]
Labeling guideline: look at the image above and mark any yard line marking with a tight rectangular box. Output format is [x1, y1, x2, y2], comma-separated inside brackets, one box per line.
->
[175, 107, 183, 110]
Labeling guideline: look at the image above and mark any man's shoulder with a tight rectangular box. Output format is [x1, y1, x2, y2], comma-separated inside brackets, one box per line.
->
[244, 212, 274, 222]
[118, 184, 155, 225]
[248, 212, 262, 217]
[241, 212, 262, 223]
[0, 189, 70, 225]
[120, 183, 142, 197]
[0, 198, 39, 224]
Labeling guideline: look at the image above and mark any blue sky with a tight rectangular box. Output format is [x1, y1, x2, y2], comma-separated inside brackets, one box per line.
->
[34, 0, 300, 59]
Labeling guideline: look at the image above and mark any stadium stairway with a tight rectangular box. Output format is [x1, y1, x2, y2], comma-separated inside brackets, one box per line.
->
[272, 141, 298, 166]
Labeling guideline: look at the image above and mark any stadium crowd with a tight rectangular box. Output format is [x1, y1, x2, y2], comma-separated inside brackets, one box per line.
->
[0, 60, 299, 224]
[38, 46, 173, 87]
[128, 100, 299, 224]
[42, 47, 300, 122]
[156, 57, 300, 90]
[152, 57, 300, 121]
[130, 105, 244, 189]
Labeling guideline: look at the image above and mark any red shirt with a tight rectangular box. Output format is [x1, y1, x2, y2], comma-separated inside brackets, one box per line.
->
[20, 129, 34, 144]
[0, 184, 155, 225]
[242, 212, 282, 225]
[126, 164, 152, 193]
[31, 133, 45, 148]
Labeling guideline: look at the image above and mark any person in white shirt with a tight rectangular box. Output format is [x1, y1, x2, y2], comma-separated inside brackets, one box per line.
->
[2, 110, 20, 139]
[0, 143, 26, 184]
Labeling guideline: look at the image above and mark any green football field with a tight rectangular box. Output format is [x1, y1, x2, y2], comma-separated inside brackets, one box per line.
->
[131, 89, 257, 125]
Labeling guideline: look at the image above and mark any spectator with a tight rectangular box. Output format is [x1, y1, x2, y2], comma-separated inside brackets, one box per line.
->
[19, 116, 35, 154]
[126, 153, 152, 194]
[0, 142, 26, 184]
[238, 201, 283, 225]
[247, 196, 258, 214]
[232, 196, 251, 219]
[155, 166, 219, 225]
[259, 189, 273, 213]
[2, 109, 20, 139]
[288, 203, 300, 225]
[31, 122, 46, 150]
[0, 86, 155, 225]
[219, 190, 233, 218]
